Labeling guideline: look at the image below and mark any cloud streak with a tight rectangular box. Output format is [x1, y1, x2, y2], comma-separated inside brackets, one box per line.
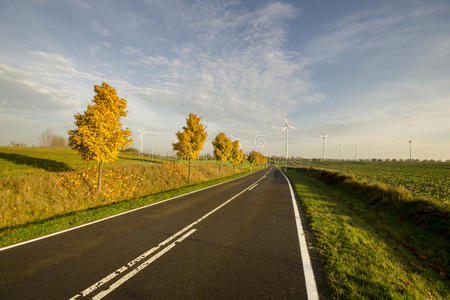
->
[0, 0, 449, 158]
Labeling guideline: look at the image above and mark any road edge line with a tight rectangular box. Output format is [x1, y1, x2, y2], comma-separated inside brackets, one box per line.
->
[280, 168, 319, 300]
[0, 168, 267, 252]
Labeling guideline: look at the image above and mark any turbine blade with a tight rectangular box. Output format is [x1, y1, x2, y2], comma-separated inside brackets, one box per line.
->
[288, 125, 298, 130]
[281, 127, 287, 132]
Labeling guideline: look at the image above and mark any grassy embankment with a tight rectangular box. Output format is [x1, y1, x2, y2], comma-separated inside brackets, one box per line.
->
[291, 159, 449, 201]
[285, 166, 449, 299]
[0, 147, 261, 247]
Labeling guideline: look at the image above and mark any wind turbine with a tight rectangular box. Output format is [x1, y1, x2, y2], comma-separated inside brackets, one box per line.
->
[320, 134, 328, 161]
[137, 131, 152, 154]
[281, 116, 298, 171]
[338, 143, 342, 160]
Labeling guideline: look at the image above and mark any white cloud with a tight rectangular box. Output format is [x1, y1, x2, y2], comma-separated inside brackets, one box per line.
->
[92, 21, 113, 37]
[88, 41, 111, 56]
[2, 1, 449, 158]
[120, 46, 143, 56]
[130, 1, 321, 130]
[298, 78, 450, 147]
[32, 0, 93, 9]
[124, 11, 143, 29]
[304, 4, 449, 64]
[139, 55, 170, 65]
[0, 63, 77, 113]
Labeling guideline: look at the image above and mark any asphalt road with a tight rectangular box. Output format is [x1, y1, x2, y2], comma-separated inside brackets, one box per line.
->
[0, 167, 329, 299]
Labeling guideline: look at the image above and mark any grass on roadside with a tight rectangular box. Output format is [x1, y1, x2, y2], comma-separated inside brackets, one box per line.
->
[0, 168, 260, 248]
[294, 167, 449, 238]
[1, 162, 247, 229]
[289, 159, 449, 201]
[285, 168, 449, 299]
[0, 147, 257, 229]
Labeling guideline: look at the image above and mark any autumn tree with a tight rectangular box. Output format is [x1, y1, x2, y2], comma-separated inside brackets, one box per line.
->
[247, 151, 256, 166]
[229, 140, 244, 169]
[68, 82, 132, 191]
[212, 132, 232, 173]
[39, 129, 67, 148]
[173, 113, 207, 182]
[247, 151, 266, 166]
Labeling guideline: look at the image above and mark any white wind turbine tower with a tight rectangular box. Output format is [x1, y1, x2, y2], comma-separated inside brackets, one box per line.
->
[281, 116, 298, 171]
[137, 130, 152, 154]
[320, 134, 329, 161]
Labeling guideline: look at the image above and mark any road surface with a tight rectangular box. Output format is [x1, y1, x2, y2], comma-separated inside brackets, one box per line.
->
[0, 167, 329, 299]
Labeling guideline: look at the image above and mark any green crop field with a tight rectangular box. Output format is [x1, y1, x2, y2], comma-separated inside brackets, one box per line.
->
[288, 160, 449, 201]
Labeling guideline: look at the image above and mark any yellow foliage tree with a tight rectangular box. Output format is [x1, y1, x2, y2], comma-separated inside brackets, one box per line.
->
[68, 82, 132, 191]
[173, 113, 207, 181]
[247, 151, 267, 166]
[229, 140, 244, 168]
[212, 132, 232, 173]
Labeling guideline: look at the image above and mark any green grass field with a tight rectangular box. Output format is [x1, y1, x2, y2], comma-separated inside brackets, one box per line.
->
[286, 168, 449, 299]
[0, 147, 232, 175]
[289, 160, 449, 201]
[0, 147, 261, 235]
[0, 169, 256, 248]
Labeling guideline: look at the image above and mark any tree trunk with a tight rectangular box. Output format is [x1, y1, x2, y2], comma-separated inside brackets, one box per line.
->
[97, 161, 103, 191]
[219, 161, 221, 174]
[188, 158, 191, 182]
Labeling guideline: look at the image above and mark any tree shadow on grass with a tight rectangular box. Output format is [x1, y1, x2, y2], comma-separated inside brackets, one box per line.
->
[0, 152, 72, 172]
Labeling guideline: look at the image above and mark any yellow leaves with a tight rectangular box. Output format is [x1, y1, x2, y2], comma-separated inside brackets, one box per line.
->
[67, 82, 133, 164]
[248, 151, 266, 165]
[230, 140, 244, 165]
[173, 113, 207, 160]
[212, 132, 232, 162]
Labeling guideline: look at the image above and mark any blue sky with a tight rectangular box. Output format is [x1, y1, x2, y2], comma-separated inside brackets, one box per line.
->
[0, 0, 449, 159]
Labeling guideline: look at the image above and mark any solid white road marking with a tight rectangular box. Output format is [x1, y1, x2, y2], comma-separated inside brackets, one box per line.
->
[0, 169, 266, 252]
[248, 183, 258, 191]
[280, 169, 319, 300]
[70, 168, 272, 299]
[92, 229, 197, 300]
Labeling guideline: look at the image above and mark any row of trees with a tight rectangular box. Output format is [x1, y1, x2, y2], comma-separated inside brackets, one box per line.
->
[211, 132, 244, 172]
[172, 114, 265, 181]
[67, 82, 267, 190]
[247, 151, 267, 165]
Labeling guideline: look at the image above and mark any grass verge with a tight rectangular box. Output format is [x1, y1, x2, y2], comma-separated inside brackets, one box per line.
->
[0, 168, 260, 248]
[1, 162, 247, 228]
[295, 167, 449, 238]
[285, 168, 449, 299]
